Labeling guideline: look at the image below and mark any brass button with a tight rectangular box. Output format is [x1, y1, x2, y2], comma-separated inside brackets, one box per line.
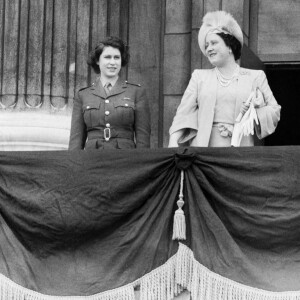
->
[106, 123, 110, 128]
[105, 99, 109, 103]
[105, 111, 110, 116]
[125, 103, 128, 107]
[86, 106, 90, 109]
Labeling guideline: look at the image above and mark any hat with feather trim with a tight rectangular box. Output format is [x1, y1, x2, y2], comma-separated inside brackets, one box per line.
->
[198, 11, 243, 55]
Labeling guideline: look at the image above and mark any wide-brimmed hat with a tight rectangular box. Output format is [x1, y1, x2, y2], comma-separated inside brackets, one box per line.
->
[198, 11, 243, 55]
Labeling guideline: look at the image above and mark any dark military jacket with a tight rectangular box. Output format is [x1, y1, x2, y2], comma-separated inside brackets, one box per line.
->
[69, 77, 151, 150]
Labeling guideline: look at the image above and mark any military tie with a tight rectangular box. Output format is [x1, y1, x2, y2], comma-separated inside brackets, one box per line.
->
[104, 82, 112, 96]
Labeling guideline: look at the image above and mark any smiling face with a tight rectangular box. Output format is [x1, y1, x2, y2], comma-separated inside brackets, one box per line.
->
[97, 46, 122, 81]
[205, 33, 232, 67]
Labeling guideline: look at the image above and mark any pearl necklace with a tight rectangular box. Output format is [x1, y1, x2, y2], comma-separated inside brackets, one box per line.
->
[215, 65, 240, 87]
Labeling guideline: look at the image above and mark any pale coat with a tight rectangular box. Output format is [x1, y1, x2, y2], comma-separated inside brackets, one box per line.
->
[169, 67, 281, 147]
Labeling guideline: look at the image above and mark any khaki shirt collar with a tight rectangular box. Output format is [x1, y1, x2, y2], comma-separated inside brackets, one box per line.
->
[100, 76, 119, 88]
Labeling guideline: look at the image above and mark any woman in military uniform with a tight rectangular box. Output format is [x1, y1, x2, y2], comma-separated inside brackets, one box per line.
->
[69, 36, 151, 150]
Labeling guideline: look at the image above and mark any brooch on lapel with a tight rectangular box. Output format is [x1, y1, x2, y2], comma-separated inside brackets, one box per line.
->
[240, 70, 250, 75]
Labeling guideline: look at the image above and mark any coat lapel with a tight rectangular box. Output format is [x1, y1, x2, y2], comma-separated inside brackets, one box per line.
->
[90, 77, 126, 99]
[108, 77, 126, 97]
[91, 79, 107, 99]
[207, 69, 218, 112]
[198, 68, 217, 119]
[235, 68, 253, 118]
[194, 69, 218, 146]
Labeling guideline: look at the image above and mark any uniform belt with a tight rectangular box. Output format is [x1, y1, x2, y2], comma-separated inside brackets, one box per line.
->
[87, 127, 134, 141]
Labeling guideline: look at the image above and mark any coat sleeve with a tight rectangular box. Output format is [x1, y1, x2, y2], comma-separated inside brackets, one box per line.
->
[134, 87, 151, 148]
[169, 70, 199, 144]
[254, 71, 281, 139]
[68, 91, 87, 150]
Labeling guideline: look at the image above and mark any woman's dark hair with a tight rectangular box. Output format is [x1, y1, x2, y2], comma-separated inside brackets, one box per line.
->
[217, 32, 242, 61]
[87, 36, 130, 74]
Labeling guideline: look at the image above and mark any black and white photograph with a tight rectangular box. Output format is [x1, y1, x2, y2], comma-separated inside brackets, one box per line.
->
[0, 1, 299, 299]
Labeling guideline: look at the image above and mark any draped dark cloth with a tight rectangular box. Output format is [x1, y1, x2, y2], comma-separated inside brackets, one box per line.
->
[0, 146, 299, 296]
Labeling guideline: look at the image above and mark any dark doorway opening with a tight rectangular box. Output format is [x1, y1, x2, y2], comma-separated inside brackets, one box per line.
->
[264, 64, 300, 146]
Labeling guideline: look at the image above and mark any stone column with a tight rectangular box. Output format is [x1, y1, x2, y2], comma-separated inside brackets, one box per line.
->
[162, 0, 192, 146]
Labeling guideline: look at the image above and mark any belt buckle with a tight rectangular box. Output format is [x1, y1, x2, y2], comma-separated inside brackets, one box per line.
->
[104, 128, 111, 141]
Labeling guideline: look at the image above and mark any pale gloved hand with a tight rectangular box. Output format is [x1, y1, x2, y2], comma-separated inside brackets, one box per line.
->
[252, 88, 265, 108]
[231, 103, 259, 146]
[239, 101, 251, 116]
[235, 91, 254, 123]
[241, 103, 259, 136]
[231, 121, 244, 147]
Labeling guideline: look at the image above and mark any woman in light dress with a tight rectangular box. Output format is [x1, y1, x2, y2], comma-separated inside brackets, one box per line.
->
[168, 11, 281, 147]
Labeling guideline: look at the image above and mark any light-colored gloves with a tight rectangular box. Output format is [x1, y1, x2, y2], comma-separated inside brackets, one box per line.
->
[252, 88, 264, 108]
[240, 102, 259, 136]
[231, 86, 264, 147]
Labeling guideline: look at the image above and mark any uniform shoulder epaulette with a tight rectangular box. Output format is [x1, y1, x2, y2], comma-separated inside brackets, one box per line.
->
[78, 86, 90, 92]
[125, 80, 141, 87]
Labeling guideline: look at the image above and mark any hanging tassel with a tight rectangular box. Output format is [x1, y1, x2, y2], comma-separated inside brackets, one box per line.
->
[172, 170, 186, 240]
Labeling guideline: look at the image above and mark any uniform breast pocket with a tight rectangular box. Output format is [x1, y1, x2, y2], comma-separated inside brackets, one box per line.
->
[113, 99, 135, 124]
[83, 103, 101, 128]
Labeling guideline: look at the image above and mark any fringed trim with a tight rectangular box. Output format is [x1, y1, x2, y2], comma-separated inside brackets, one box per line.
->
[172, 170, 186, 241]
[138, 243, 300, 300]
[3, 243, 300, 300]
[138, 246, 186, 300]
[187, 251, 300, 300]
[0, 273, 135, 300]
